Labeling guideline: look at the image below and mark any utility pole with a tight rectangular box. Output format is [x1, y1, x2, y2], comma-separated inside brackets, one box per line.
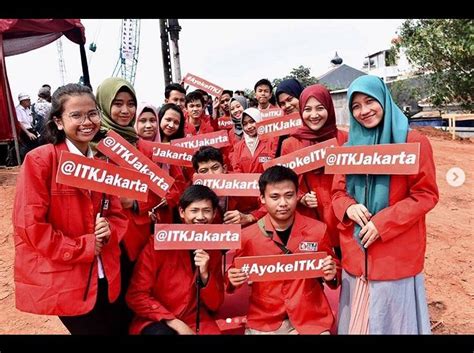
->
[56, 38, 67, 85]
[160, 19, 173, 87]
[167, 19, 182, 83]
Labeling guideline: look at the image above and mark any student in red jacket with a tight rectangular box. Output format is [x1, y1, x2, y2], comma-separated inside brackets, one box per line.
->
[227, 166, 340, 334]
[126, 185, 224, 334]
[281, 84, 348, 256]
[13, 83, 128, 334]
[332, 75, 439, 334]
[134, 102, 161, 143]
[150, 103, 188, 223]
[254, 78, 277, 110]
[192, 146, 264, 226]
[184, 90, 215, 137]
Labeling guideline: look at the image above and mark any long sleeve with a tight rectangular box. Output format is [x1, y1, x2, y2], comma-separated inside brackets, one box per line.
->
[13, 150, 95, 264]
[371, 134, 439, 242]
[200, 250, 224, 312]
[125, 240, 176, 322]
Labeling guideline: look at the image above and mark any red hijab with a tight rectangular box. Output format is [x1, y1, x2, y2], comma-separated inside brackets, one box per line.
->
[292, 84, 337, 143]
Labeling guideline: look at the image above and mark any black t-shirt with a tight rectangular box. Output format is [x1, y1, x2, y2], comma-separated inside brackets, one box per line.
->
[275, 224, 293, 246]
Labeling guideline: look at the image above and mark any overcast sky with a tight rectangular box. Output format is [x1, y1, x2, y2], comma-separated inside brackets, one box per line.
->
[6, 19, 405, 106]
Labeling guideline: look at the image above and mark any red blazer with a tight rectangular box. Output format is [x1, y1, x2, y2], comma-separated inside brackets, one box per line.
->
[331, 130, 439, 280]
[281, 129, 348, 248]
[229, 137, 276, 219]
[227, 212, 340, 334]
[122, 139, 188, 261]
[13, 142, 128, 315]
[184, 117, 215, 137]
[126, 238, 224, 334]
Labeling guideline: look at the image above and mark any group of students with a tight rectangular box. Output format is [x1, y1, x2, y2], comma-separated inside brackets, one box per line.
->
[12, 73, 439, 335]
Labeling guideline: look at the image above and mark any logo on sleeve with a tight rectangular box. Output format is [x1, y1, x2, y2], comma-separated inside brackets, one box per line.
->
[299, 241, 318, 252]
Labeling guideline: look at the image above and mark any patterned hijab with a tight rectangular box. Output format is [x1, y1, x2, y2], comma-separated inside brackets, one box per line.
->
[135, 102, 161, 143]
[95, 77, 138, 145]
[345, 75, 409, 247]
[292, 84, 338, 144]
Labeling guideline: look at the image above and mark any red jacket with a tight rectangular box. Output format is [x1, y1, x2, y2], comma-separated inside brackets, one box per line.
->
[229, 137, 276, 219]
[227, 212, 340, 334]
[184, 117, 215, 137]
[281, 129, 348, 248]
[121, 140, 188, 261]
[126, 238, 224, 334]
[331, 130, 439, 280]
[13, 142, 128, 315]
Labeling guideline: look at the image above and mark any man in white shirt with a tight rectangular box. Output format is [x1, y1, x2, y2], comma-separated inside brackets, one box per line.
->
[16, 92, 40, 161]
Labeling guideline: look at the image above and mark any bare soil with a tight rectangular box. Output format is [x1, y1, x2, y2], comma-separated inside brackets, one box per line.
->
[1, 127, 472, 334]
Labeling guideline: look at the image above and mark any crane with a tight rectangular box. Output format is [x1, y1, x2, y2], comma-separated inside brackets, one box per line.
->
[56, 38, 67, 85]
[112, 19, 141, 85]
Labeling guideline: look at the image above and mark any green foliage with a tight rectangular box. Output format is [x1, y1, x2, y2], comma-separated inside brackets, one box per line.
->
[272, 65, 319, 89]
[395, 19, 474, 111]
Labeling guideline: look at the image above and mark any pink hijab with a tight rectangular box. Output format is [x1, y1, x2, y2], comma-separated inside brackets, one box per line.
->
[135, 102, 161, 142]
[292, 84, 337, 143]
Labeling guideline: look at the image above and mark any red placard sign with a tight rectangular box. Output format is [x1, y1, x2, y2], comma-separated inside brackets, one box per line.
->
[56, 151, 149, 201]
[263, 138, 338, 174]
[154, 224, 241, 250]
[193, 173, 260, 196]
[256, 112, 302, 138]
[171, 130, 230, 150]
[96, 130, 175, 198]
[218, 116, 233, 130]
[151, 142, 194, 167]
[260, 108, 284, 120]
[234, 252, 327, 282]
[182, 73, 224, 97]
[324, 143, 420, 175]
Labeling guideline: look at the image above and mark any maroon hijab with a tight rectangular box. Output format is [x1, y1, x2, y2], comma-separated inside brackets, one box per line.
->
[292, 84, 337, 143]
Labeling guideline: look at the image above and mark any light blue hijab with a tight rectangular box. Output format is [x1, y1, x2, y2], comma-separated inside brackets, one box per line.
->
[346, 75, 409, 246]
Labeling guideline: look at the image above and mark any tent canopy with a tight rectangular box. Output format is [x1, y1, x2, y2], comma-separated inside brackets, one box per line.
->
[0, 19, 86, 141]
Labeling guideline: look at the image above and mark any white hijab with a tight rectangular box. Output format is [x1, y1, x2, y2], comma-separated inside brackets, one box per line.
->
[242, 108, 262, 156]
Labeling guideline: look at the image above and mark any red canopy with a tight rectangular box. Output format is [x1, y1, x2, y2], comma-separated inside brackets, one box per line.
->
[0, 19, 86, 143]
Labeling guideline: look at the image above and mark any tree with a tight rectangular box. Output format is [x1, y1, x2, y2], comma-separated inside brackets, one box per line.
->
[272, 65, 318, 89]
[394, 19, 473, 111]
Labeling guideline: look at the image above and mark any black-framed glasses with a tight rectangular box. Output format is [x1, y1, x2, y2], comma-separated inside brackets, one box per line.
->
[64, 109, 101, 124]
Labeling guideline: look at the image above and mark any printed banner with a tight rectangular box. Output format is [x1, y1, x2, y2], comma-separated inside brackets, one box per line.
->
[171, 130, 230, 150]
[56, 151, 149, 201]
[234, 252, 327, 282]
[193, 173, 260, 196]
[324, 143, 420, 175]
[260, 108, 284, 120]
[154, 224, 241, 250]
[151, 142, 194, 167]
[182, 73, 224, 97]
[263, 138, 338, 174]
[96, 130, 175, 198]
[218, 116, 233, 130]
[256, 112, 302, 138]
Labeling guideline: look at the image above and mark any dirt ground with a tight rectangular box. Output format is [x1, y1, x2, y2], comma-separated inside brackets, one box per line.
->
[0, 127, 472, 334]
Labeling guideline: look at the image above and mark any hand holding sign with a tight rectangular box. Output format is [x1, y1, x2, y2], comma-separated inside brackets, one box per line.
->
[194, 249, 210, 286]
[301, 191, 318, 208]
[95, 213, 111, 244]
[321, 255, 337, 282]
[228, 267, 249, 288]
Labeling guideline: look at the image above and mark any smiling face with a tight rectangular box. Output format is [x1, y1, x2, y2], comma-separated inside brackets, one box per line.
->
[110, 91, 136, 127]
[54, 94, 100, 154]
[230, 100, 244, 120]
[350, 92, 384, 129]
[301, 96, 328, 132]
[242, 114, 257, 137]
[277, 92, 300, 115]
[179, 199, 216, 224]
[136, 110, 158, 140]
[160, 108, 181, 139]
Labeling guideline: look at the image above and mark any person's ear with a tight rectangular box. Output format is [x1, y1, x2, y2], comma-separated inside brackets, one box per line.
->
[54, 117, 64, 130]
[223, 164, 228, 173]
[178, 207, 185, 221]
[259, 193, 266, 205]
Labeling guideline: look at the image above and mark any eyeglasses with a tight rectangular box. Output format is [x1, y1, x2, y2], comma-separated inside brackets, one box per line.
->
[64, 110, 101, 124]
